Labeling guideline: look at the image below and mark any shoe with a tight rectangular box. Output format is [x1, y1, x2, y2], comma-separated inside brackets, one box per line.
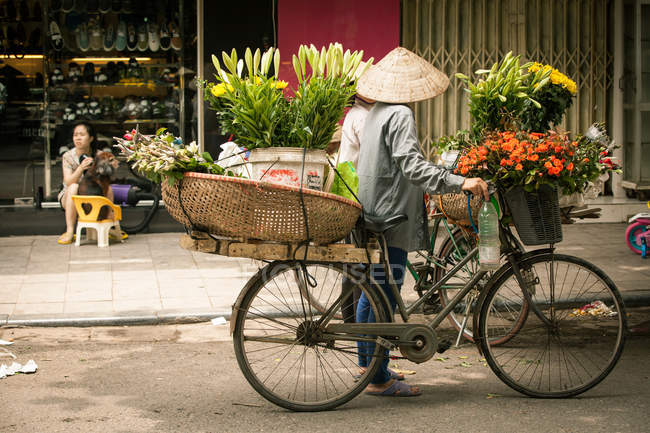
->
[147, 19, 159, 52]
[62, 103, 76, 122]
[114, 19, 126, 51]
[126, 22, 136, 51]
[108, 229, 128, 241]
[127, 56, 141, 79]
[169, 20, 181, 51]
[98, 0, 110, 13]
[57, 233, 76, 245]
[115, 60, 127, 80]
[136, 20, 147, 52]
[50, 67, 65, 85]
[82, 61, 95, 83]
[94, 67, 107, 84]
[365, 380, 421, 397]
[103, 21, 114, 51]
[67, 61, 81, 82]
[75, 100, 88, 118]
[88, 98, 101, 118]
[88, 20, 103, 51]
[61, 0, 73, 12]
[105, 61, 117, 83]
[139, 97, 151, 118]
[159, 20, 170, 51]
[76, 22, 89, 51]
[49, 20, 64, 50]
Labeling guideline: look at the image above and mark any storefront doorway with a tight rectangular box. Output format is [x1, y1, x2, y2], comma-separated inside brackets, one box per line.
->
[622, 0, 650, 196]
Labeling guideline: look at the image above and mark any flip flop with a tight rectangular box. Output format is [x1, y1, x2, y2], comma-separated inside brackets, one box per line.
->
[366, 380, 421, 397]
[57, 233, 75, 245]
[109, 230, 128, 241]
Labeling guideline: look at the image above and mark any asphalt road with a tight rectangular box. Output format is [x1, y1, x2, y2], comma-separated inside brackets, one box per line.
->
[1, 316, 649, 433]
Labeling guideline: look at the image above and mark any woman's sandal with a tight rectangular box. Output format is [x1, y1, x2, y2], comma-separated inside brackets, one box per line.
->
[108, 230, 128, 241]
[366, 380, 421, 397]
[57, 233, 75, 245]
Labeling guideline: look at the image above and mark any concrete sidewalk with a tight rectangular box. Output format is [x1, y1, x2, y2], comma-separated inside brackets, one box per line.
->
[0, 223, 649, 327]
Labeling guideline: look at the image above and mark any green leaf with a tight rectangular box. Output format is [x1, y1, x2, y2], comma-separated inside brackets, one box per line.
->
[202, 152, 213, 163]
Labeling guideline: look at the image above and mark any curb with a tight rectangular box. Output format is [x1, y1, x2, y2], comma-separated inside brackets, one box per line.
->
[2, 309, 232, 328]
[2, 294, 650, 328]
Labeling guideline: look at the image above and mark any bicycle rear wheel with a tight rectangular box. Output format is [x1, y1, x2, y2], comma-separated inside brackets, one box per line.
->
[477, 253, 626, 398]
[233, 261, 387, 411]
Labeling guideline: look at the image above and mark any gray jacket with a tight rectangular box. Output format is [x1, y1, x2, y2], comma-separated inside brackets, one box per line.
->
[357, 103, 465, 251]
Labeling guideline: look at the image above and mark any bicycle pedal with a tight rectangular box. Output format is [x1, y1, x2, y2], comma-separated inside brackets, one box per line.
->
[436, 339, 452, 354]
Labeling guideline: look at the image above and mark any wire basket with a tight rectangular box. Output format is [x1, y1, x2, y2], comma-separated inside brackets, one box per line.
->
[503, 185, 563, 245]
[162, 172, 362, 245]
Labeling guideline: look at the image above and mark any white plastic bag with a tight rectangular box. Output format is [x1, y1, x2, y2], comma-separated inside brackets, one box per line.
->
[218, 141, 251, 178]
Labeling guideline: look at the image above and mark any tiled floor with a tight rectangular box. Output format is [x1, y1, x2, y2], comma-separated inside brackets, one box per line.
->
[0, 224, 648, 321]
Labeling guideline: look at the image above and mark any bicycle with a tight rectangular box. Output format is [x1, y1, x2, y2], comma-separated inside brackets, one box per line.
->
[230, 190, 627, 412]
[625, 201, 650, 258]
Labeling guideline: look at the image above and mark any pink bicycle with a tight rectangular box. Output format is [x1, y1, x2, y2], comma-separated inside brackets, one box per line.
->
[625, 201, 650, 258]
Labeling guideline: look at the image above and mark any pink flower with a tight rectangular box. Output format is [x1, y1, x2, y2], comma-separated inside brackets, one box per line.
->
[124, 134, 133, 140]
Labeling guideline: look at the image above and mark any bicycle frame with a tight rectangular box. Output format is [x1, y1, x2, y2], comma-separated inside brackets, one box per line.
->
[323, 218, 554, 350]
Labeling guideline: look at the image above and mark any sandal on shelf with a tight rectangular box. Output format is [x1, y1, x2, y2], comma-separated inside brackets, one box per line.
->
[57, 233, 75, 245]
[366, 380, 421, 397]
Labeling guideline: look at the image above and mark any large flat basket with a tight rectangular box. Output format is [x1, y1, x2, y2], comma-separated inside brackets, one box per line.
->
[162, 172, 362, 245]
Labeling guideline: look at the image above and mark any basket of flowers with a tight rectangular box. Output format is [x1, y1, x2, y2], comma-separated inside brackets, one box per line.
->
[448, 53, 620, 245]
[114, 43, 371, 245]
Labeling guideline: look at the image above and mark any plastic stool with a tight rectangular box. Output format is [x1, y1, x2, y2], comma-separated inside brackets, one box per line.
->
[71, 195, 122, 248]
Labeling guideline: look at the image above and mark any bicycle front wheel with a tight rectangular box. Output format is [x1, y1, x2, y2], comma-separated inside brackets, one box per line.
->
[477, 253, 626, 398]
[233, 261, 387, 411]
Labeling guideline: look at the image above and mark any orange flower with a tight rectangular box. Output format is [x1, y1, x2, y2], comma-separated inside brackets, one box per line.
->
[566, 162, 574, 171]
[500, 158, 508, 167]
[544, 161, 553, 169]
[515, 163, 523, 171]
[583, 158, 589, 162]
[460, 167, 469, 175]
[527, 154, 539, 161]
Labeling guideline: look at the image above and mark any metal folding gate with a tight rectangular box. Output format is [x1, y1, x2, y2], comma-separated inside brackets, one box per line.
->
[401, 0, 613, 160]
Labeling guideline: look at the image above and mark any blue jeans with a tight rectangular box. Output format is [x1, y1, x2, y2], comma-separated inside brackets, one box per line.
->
[356, 246, 407, 384]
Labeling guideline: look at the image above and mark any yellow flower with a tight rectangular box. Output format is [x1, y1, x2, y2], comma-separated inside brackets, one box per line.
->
[275, 80, 288, 90]
[210, 83, 234, 97]
[255, 76, 262, 85]
[528, 62, 577, 95]
[211, 83, 226, 97]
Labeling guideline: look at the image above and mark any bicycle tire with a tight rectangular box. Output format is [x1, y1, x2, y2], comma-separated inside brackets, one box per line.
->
[625, 222, 647, 255]
[435, 230, 528, 345]
[477, 253, 627, 398]
[233, 261, 387, 411]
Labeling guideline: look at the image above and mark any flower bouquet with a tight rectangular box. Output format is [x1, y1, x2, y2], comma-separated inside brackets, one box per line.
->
[113, 127, 232, 185]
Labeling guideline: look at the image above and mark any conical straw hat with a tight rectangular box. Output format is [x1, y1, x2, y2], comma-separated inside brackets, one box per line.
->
[356, 47, 450, 103]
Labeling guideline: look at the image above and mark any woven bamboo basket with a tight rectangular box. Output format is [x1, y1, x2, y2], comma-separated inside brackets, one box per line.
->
[162, 172, 362, 245]
[431, 193, 483, 225]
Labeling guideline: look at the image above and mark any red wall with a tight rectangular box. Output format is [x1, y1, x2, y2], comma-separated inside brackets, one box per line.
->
[277, 0, 400, 92]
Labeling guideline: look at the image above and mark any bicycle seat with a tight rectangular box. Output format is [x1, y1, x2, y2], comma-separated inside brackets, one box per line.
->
[363, 213, 408, 234]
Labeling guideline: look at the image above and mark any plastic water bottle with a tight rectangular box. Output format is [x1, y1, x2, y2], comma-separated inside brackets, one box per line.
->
[479, 200, 500, 271]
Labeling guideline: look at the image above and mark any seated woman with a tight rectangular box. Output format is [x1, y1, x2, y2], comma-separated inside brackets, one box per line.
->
[57, 122, 125, 244]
